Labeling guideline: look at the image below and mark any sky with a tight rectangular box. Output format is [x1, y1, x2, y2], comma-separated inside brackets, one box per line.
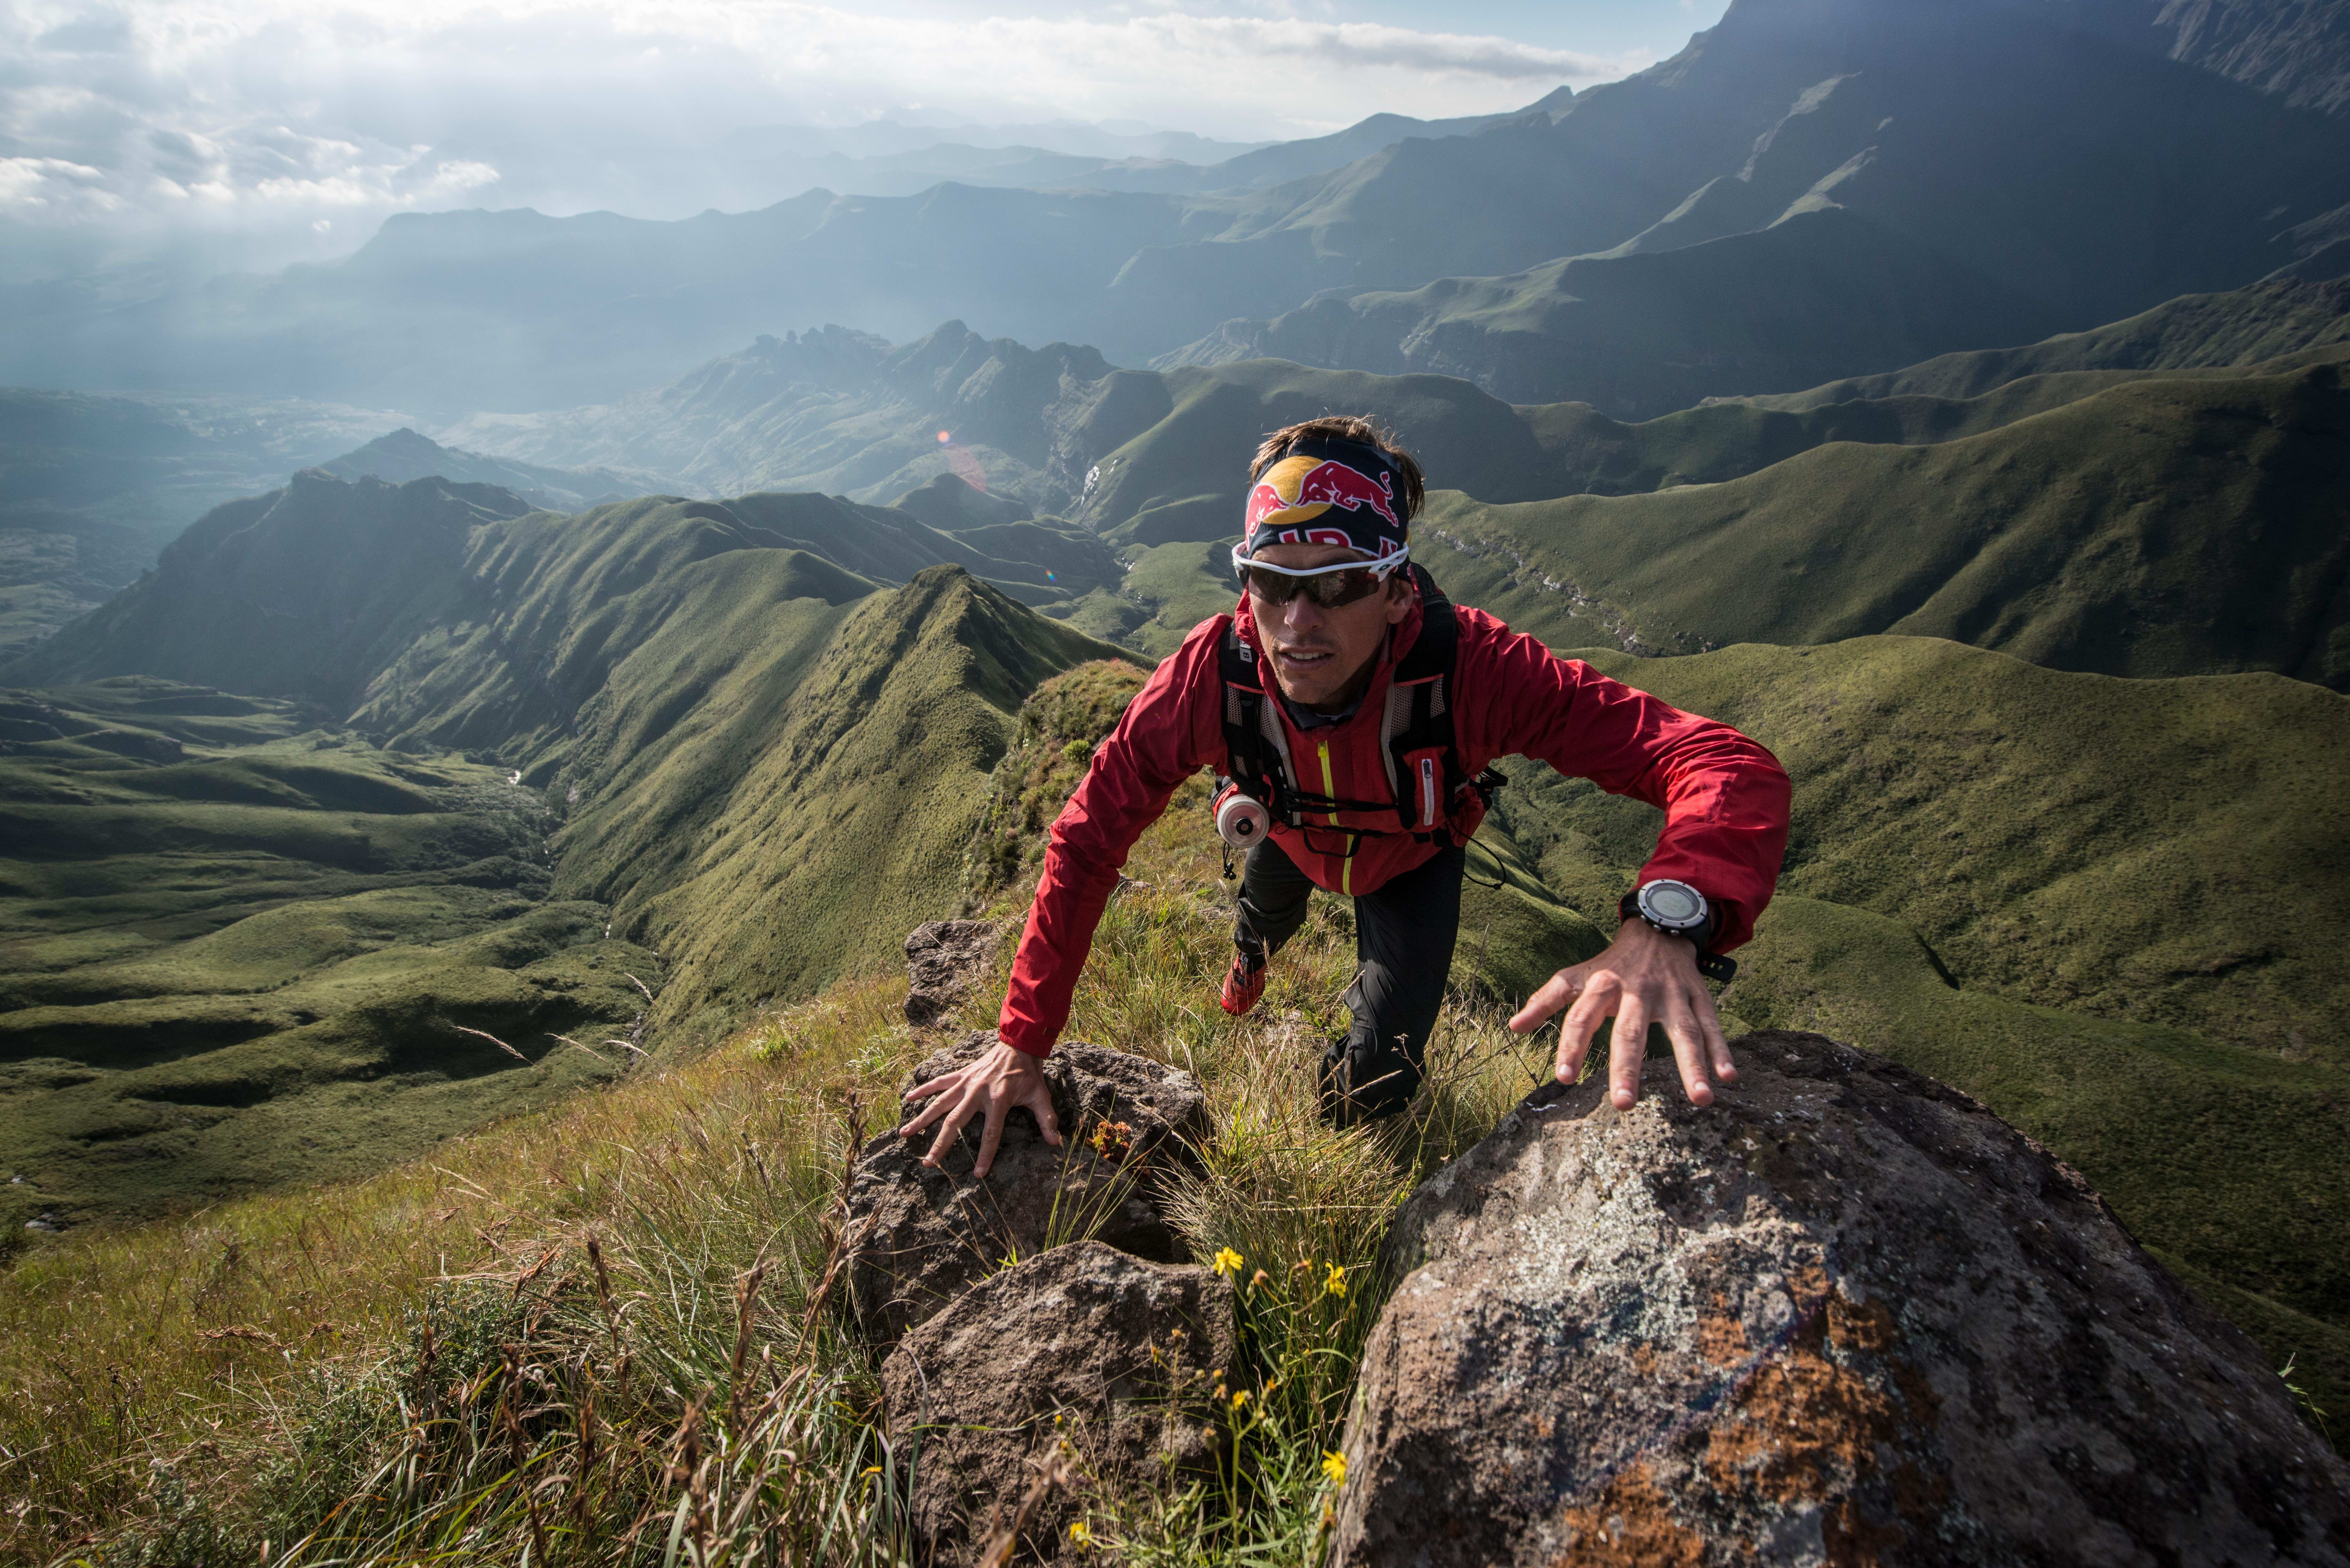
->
[0, 0, 1729, 277]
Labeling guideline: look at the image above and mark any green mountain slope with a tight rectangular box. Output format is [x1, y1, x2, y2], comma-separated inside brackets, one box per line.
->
[8, 472, 533, 712]
[1732, 276, 2350, 410]
[1411, 362, 2350, 687]
[0, 460, 1139, 1227]
[0, 679, 657, 1233]
[6, 471, 1123, 710]
[1491, 637, 2350, 1063]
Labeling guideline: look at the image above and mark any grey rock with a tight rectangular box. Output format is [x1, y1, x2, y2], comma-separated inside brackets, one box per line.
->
[904, 919, 1005, 1027]
[1334, 1030, 2350, 1567]
[882, 1240, 1235, 1564]
[843, 1033, 1209, 1347]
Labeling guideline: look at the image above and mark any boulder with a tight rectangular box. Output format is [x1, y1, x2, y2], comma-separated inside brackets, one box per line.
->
[843, 1033, 1210, 1346]
[904, 919, 1004, 1027]
[1334, 1031, 2350, 1567]
[882, 1240, 1235, 1562]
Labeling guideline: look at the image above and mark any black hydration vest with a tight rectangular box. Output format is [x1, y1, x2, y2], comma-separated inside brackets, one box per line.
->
[1217, 564, 1502, 848]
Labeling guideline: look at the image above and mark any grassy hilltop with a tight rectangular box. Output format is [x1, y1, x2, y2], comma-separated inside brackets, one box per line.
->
[0, 468, 1137, 1236]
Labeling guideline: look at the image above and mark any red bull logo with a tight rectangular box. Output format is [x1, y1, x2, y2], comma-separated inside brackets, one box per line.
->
[1244, 455, 1402, 546]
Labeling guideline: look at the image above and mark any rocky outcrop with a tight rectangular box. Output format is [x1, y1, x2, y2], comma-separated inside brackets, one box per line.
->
[903, 919, 1003, 1027]
[842, 1033, 1209, 1346]
[1335, 1031, 2350, 1567]
[882, 1240, 1235, 1562]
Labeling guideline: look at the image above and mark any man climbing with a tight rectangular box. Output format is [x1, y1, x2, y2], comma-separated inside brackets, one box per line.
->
[900, 417, 1791, 1176]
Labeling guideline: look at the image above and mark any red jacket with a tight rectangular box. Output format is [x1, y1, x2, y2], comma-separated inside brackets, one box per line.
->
[997, 587, 1791, 1057]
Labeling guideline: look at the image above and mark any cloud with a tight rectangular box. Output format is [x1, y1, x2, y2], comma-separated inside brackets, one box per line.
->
[0, 0, 1648, 257]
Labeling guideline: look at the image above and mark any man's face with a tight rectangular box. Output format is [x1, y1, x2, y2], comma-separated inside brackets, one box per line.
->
[1247, 541, 1412, 710]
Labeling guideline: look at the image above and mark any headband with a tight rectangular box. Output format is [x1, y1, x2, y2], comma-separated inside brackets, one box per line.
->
[1236, 437, 1411, 564]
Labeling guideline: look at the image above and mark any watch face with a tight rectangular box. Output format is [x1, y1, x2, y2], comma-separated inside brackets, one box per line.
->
[1641, 881, 1705, 928]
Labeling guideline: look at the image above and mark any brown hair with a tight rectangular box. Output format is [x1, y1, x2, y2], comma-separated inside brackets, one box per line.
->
[1248, 415, 1426, 523]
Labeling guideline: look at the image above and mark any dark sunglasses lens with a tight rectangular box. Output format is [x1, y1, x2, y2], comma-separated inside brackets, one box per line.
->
[1245, 566, 1380, 607]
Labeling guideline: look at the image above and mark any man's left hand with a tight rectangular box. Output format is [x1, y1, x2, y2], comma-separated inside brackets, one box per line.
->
[1507, 920, 1737, 1110]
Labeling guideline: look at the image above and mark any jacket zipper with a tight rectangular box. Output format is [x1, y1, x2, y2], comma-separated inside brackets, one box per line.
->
[1420, 756, 1437, 828]
[1317, 740, 1355, 895]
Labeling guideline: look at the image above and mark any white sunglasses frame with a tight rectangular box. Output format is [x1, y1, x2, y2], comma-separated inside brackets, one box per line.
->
[1228, 542, 1412, 581]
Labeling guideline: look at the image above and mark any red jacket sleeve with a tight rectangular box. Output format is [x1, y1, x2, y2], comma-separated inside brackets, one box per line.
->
[996, 619, 1227, 1056]
[1456, 611, 1790, 950]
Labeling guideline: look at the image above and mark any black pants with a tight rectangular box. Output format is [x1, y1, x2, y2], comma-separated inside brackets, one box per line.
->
[1232, 836, 1463, 1125]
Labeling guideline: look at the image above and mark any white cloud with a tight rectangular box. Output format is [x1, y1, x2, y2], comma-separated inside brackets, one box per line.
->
[0, 0, 1646, 261]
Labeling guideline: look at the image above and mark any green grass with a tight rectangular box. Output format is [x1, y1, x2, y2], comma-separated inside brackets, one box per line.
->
[1736, 277, 2350, 410]
[0, 683, 1563, 1567]
[1413, 362, 2350, 686]
[0, 681, 657, 1238]
[2, 554, 1134, 1231]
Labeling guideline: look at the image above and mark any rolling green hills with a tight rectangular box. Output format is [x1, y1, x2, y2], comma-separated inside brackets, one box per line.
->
[1731, 276, 2350, 410]
[1412, 363, 2350, 687]
[0, 678, 657, 1234]
[0, 460, 1141, 1230]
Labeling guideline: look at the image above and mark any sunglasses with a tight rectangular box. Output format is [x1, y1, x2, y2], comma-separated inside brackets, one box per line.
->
[1242, 564, 1394, 608]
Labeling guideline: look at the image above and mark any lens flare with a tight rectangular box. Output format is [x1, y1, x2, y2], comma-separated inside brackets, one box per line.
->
[937, 430, 952, 443]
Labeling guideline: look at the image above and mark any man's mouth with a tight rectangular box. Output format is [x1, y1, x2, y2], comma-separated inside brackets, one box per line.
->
[1274, 646, 1335, 669]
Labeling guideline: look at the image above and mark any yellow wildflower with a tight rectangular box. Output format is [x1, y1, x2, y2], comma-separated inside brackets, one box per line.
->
[1068, 1521, 1093, 1547]
[1322, 1450, 1348, 1488]
[1230, 1389, 1250, 1410]
[1212, 1246, 1243, 1277]
[1325, 1263, 1348, 1298]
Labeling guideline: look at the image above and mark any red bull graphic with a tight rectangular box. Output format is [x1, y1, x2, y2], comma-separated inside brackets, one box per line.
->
[1244, 454, 1402, 551]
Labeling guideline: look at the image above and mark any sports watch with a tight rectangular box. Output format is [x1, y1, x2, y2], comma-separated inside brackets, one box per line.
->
[1619, 879, 1738, 984]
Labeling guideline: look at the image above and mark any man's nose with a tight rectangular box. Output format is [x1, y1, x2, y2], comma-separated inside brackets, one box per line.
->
[1281, 592, 1326, 633]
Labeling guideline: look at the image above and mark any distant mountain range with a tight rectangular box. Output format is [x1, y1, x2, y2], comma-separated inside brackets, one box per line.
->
[9, 0, 2348, 413]
[0, 397, 640, 662]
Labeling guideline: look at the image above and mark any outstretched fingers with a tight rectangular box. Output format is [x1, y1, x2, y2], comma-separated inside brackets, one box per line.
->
[922, 1084, 982, 1167]
[1609, 987, 1651, 1109]
[1512, 967, 1586, 1035]
[1025, 1076, 1062, 1148]
[1662, 990, 1715, 1107]
[1700, 986, 1738, 1085]
[971, 1088, 1009, 1179]
[897, 1078, 958, 1137]
[1554, 972, 1617, 1086]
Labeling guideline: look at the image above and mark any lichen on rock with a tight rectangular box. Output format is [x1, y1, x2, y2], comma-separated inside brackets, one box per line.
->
[1334, 1030, 2350, 1566]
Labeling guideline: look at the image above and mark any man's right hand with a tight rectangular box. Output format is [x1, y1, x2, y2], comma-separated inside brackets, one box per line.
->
[897, 1038, 1062, 1179]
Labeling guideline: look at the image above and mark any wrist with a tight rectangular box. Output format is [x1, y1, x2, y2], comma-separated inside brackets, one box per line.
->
[1619, 879, 1720, 951]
